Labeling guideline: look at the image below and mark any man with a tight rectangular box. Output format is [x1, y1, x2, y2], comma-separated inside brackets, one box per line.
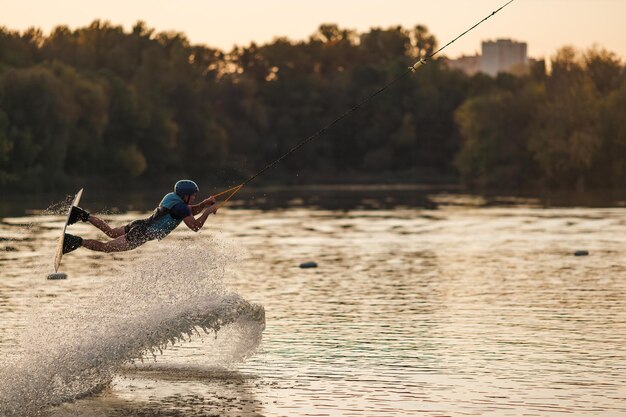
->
[63, 180, 218, 254]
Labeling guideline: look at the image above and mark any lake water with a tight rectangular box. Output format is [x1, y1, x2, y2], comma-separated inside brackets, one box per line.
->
[1, 191, 625, 416]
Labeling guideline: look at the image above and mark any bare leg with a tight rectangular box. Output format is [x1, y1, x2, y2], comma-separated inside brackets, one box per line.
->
[88, 215, 126, 238]
[81, 235, 138, 253]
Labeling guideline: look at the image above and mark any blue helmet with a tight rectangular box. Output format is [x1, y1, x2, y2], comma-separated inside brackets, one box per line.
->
[174, 180, 199, 197]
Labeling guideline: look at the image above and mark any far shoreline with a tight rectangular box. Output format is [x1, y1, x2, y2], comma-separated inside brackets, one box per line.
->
[1, 183, 625, 218]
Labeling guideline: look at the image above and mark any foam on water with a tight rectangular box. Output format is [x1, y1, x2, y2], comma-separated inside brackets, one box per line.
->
[0, 243, 265, 416]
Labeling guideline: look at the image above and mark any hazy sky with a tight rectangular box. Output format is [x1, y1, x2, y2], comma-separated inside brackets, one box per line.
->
[2, 0, 625, 60]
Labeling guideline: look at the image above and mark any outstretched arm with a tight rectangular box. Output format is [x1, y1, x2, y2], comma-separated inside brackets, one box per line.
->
[183, 204, 218, 232]
[190, 196, 216, 215]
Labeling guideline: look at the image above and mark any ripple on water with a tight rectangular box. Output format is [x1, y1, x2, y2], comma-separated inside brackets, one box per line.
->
[0, 206, 625, 416]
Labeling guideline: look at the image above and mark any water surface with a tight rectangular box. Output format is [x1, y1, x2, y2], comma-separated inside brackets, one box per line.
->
[0, 196, 625, 416]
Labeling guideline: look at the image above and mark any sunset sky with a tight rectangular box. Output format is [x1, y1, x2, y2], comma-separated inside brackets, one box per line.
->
[2, 0, 625, 60]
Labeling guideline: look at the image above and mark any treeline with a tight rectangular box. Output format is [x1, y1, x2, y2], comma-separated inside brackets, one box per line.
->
[456, 47, 626, 190]
[0, 21, 624, 192]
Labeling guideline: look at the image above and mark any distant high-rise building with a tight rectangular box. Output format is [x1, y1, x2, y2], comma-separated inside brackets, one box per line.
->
[445, 39, 534, 77]
[480, 39, 528, 76]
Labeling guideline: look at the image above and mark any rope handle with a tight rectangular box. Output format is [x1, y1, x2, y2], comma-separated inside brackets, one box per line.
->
[208, 183, 244, 211]
[212, 184, 244, 199]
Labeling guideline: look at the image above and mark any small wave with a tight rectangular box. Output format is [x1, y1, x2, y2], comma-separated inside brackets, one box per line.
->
[0, 244, 265, 416]
[120, 363, 259, 382]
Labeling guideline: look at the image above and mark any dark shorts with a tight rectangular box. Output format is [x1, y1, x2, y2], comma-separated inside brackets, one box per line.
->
[123, 219, 153, 249]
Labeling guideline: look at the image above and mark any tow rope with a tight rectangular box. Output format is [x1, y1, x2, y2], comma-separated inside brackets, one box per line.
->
[214, 0, 515, 207]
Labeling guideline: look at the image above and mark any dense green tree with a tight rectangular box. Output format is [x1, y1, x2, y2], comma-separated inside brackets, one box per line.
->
[584, 48, 623, 95]
[1, 65, 74, 189]
[527, 47, 619, 190]
[0, 21, 624, 193]
[411, 25, 437, 61]
[0, 27, 42, 69]
[455, 84, 542, 189]
[0, 110, 13, 184]
[595, 77, 626, 187]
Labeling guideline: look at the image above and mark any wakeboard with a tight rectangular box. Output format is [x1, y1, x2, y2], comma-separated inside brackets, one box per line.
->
[52, 188, 83, 274]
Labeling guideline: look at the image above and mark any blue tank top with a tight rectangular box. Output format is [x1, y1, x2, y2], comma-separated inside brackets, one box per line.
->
[145, 193, 189, 240]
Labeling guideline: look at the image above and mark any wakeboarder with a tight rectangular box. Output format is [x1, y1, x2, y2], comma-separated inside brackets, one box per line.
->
[62, 180, 218, 254]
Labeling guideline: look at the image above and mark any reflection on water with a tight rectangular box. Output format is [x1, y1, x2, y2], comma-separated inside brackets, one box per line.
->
[47, 366, 263, 417]
[2, 185, 626, 218]
[0, 195, 625, 416]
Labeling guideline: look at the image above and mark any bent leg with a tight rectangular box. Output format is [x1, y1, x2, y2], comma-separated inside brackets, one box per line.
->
[88, 215, 126, 238]
[81, 235, 139, 253]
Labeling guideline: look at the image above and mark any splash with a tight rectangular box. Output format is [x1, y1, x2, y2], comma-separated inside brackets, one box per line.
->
[0, 243, 265, 416]
[42, 194, 75, 216]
